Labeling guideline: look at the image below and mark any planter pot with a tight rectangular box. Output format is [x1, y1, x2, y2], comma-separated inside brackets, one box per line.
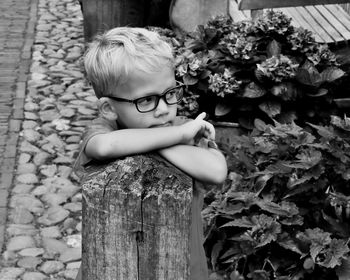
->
[213, 121, 243, 147]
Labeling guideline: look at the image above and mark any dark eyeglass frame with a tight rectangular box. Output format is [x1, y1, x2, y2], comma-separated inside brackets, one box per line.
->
[107, 82, 185, 113]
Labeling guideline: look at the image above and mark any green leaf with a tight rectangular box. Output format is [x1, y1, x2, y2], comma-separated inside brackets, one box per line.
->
[259, 101, 281, 118]
[183, 73, 198, 85]
[254, 118, 267, 131]
[277, 233, 303, 255]
[215, 101, 232, 116]
[242, 82, 266, 98]
[270, 82, 299, 101]
[211, 241, 224, 270]
[306, 88, 328, 97]
[321, 67, 345, 83]
[336, 258, 350, 280]
[275, 110, 298, 124]
[221, 217, 255, 228]
[317, 239, 350, 268]
[331, 115, 350, 132]
[254, 173, 273, 195]
[307, 122, 336, 139]
[267, 40, 281, 57]
[295, 60, 322, 87]
[256, 200, 297, 217]
[247, 270, 270, 280]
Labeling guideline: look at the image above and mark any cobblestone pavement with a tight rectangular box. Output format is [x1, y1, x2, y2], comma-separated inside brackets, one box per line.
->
[0, 0, 98, 278]
[0, 0, 38, 258]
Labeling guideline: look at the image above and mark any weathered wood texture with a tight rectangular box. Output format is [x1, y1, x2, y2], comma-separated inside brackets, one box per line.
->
[238, 0, 350, 10]
[81, 0, 172, 41]
[230, 0, 350, 45]
[341, 3, 350, 13]
[82, 154, 193, 280]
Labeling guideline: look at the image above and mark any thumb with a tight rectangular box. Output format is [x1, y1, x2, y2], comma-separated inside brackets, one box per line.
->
[196, 112, 206, 120]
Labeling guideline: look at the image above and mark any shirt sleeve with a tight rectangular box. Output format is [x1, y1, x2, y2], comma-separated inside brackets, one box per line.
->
[73, 117, 118, 174]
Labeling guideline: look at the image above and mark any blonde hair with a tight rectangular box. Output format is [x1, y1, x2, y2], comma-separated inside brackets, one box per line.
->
[84, 27, 174, 98]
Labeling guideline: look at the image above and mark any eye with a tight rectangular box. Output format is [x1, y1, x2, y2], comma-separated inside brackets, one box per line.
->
[137, 95, 156, 106]
[166, 88, 177, 99]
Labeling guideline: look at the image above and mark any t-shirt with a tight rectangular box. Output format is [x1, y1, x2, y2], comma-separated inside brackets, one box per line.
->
[73, 116, 209, 280]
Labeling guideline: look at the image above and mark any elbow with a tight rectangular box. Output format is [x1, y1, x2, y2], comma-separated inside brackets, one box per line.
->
[85, 137, 112, 160]
[206, 162, 228, 185]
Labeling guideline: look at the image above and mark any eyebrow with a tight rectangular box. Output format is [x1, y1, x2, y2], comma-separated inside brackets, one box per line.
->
[138, 83, 178, 98]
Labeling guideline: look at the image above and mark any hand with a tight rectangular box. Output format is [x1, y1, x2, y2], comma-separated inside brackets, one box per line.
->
[180, 112, 216, 145]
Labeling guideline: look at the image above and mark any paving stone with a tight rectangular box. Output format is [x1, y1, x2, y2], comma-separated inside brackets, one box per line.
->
[42, 238, 69, 255]
[17, 163, 36, 174]
[10, 207, 34, 224]
[11, 184, 35, 194]
[18, 153, 31, 164]
[0, 267, 25, 280]
[59, 248, 81, 263]
[6, 224, 38, 236]
[40, 226, 62, 239]
[22, 271, 47, 280]
[16, 173, 39, 184]
[18, 247, 45, 257]
[39, 260, 64, 274]
[17, 256, 42, 269]
[37, 206, 69, 226]
[10, 194, 44, 214]
[0, 0, 89, 276]
[7, 235, 36, 251]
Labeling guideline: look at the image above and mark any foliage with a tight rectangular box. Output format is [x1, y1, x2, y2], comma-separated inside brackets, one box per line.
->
[203, 115, 350, 279]
[153, 11, 347, 128]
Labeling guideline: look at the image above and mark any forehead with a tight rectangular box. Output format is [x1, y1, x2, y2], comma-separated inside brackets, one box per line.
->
[116, 67, 175, 99]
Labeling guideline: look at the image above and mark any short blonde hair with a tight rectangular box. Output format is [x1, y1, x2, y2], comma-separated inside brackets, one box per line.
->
[84, 27, 174, 98]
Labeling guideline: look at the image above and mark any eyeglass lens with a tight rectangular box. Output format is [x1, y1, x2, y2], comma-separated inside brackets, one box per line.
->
[136, 86, 183, 112]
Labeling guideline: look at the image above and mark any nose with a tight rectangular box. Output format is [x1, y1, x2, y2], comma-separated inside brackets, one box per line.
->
[154, 97, 169, 117]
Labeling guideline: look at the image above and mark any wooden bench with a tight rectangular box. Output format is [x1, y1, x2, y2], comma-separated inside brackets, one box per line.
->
[229, 0, 350, 45]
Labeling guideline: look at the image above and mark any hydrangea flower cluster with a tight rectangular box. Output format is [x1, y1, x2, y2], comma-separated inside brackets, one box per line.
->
[208, 68, 242, 98]
[256, 55, 299, 82]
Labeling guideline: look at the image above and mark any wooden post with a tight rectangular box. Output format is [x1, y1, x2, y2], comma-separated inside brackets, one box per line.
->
[81, 154, 193, 280]
[81, 0, 172, 42]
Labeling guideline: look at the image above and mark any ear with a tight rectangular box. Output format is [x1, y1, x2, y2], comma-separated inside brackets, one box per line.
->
[98, 98, 118, 121]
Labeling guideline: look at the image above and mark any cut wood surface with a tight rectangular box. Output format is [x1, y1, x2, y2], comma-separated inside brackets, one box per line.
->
[82, 154, 193, 280]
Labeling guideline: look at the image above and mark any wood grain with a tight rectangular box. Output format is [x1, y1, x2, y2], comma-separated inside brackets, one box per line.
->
[82, 154, 192, 280]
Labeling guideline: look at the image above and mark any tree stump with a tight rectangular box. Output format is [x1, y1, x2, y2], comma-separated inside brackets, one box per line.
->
[82, 154, 193, 280]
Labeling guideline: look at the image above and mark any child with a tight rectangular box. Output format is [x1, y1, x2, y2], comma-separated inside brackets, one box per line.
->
[74, 27, 227, 280]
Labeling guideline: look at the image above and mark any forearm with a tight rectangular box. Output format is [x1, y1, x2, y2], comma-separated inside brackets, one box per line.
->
[86, 126, 184, 160]
[158, 145, 227, 185]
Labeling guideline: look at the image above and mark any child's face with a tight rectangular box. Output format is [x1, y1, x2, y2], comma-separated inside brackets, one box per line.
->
[110, 66, 178, 129]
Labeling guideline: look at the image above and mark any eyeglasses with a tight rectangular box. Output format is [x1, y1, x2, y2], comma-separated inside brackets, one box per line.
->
[108, 82, 185, 113]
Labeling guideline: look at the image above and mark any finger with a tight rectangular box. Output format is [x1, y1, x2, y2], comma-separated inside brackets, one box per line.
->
[204, 122, 215, 140]
[195, 112, 206, 120]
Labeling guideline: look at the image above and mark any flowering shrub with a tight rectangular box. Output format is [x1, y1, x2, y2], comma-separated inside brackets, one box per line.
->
[150, 11, 350, 280]
[203, 115, 350, 279]
[153, 11, 347, 128]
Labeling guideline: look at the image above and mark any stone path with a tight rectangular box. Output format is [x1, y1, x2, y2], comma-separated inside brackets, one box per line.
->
[0, 0, 97, 279]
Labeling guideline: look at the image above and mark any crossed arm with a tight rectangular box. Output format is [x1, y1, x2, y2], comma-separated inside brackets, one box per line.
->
[85, 113, 228, 185]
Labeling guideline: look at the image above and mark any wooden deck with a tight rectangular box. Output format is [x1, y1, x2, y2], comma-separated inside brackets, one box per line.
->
[229, 0, 350, 45]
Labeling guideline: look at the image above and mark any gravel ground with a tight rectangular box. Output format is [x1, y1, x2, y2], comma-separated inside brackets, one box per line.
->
[0, 0, 97, 279]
